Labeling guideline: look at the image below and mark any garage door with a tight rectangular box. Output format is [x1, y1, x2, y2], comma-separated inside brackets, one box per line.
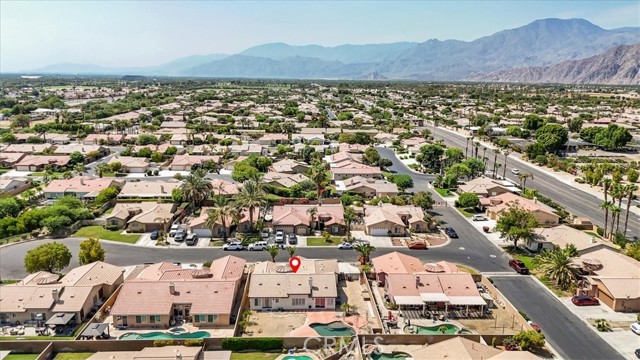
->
[370, 228, 388, 236]
[193, 228, 212, 238]
[598, 290, 615, 309]
[296, 226, 308, 235]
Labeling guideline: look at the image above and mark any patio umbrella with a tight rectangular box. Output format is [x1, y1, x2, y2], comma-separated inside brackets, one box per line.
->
[424, 263, 445, 273]
[581, 258, 603, 269]
[36, 276, 59, 285]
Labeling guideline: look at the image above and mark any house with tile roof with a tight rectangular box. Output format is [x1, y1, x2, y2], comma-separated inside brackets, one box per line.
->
[272, 203, 346, 236]
[335, 176, 399, 198]
[169, 154, 221, 171]
[14, 155, 71, 172]
[0, 176, 31, 197]
[263, 172, 310, 188]
[270, 158, 310, 174]
[363, 204, 427, 236]
[117, 179, 181, 199]
[105, 202, 175, 232]
[110, 256, 245, 328]
[108, 156, 150, 174]
[189, 207, 257, 238]
[43, 177, 122, 200]
[485, 193, 559, 225]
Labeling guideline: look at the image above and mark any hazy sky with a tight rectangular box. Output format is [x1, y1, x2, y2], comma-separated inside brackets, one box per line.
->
[1, 0, 638, 72]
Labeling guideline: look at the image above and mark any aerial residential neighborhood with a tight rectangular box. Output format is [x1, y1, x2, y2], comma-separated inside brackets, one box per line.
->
[1, 1, 640, 360]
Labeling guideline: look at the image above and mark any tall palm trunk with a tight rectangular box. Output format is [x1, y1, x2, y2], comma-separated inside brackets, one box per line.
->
[616, 195, 623, 233]
[493, 152, 498, 179]
[603, 183, 610, 238]
[623, 187, 636, 236]
[609, 211, 617, 240]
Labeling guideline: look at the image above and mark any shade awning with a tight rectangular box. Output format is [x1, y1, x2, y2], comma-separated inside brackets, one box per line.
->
[424, 263, 445, 273]
[420, 293, 449, 302]
[338, 262, 360, 275]
[81, 323, 108, 337]
[447, 296, 487, 306]
[45, 313, 75, 325]
[394, 296, 424, 305]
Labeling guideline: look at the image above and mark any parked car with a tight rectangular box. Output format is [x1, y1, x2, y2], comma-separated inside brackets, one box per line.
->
[248, 241, 268, 251]
[222, 242, 245, 251]
[444, 227, 458, 238]
[174, 229, 186, 242]
[261, 229, 270, 239]
[571, 295, 600, 306]
[169, 224, 180, 237]
[635, 348, 640, 359]
[630, 321, 640, 335]
[528, 321, 541, 333]
[407, 242, 428, 250]
[511, 169, 520, 175]
[337, 242, 353, 250]
[275, 230, 285, 243]
[472, 214, 487, 221]
[150, 230, 159, 240]
[508, 259, 529, 274]
[185, 234, 198, 246]
[288, 234, 298, 245]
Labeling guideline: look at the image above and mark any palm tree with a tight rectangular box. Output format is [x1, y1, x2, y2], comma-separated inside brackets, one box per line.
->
[600, 200, 613, 238]
[609, 205, 621, 239]
[307, 163, 328, 200]
[465, 137, 471, 159]
[307, 207, 318, 232]
[343, 206, 356, 241]
[518, 173, 534, 192]
[179, 171, 212, 210]
[94, 163, 109, 178]
[535, 249, 580, 290]
[492, 149, 500, 179]
[286, 246, 297, 258]
[235, 178, 267, 233]
[354, 243, 376, 265]
[503, 151, 510, 179]
[74, 164, 87, 175]
[206, 198, 239, 243]
[610, 183, 625, 233]
[266, 245, 279, 262]
[473, 141, 480, 158]
[482, 147, 487, 165]
[623, 184, 638, 236]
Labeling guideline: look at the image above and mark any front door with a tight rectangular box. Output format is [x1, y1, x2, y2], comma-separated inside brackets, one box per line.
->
[315, 298, 326, 308]
[263, 298, 272, 308]
[122, 316, 128, 326]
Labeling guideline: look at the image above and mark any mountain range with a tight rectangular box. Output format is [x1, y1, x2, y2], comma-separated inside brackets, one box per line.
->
[470, 44, 640, 85]
[22, 18, 640, 84]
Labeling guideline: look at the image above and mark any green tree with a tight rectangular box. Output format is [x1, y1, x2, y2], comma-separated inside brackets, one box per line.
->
[41, 215, 73, 236]
[94, 185, 120, 205]
[354, 243, 376, 265]
[362, 147, 381, 166]
[343, 206, 356, 240]
[535, 248, 579, 290]
[457, 192, 480, 208]
[495, 202, 537, 248]
[389, 174, 413, 192]
[266, 245, 279, 262]
[567, 118, 584, 133]
[234, 178, 267, 232]
[136, 134, 159, 145]
[307, 163, 329, 199]
[512, 330, 545, 351]
[592, 124, 633, 149]
[627, 169, 639, 183]
[525, 142, 546, 160]
[232, 162, 260, 182]
[536, 124, 568, 154]
[206, 198, 240, 242]
[523, 115, 543, 130]
[150, 151, 163, 162]
[625, 242, 640, 261]
[411, 191, 434, 210]
[69, 151, 85, 166]
[446, 163, 471, 180]
[24, 242, 72, 273]
[78, 238, 105, 265]
[286, 246, 297, 258]
[444, 147, 464, 167]
[0, 132, 17, 143]
[461, 157, 486, 178]
[179, 171, 213, 210]
[417, 144, 444, 170]
[0, 197, 23, 218]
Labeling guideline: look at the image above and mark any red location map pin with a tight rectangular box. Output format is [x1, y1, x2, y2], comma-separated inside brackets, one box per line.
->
[289, 256, 301, 273]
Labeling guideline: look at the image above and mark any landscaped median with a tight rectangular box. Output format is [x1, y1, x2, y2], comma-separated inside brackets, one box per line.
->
[72, 226, 141, 244]
[306, 236, 344, 246]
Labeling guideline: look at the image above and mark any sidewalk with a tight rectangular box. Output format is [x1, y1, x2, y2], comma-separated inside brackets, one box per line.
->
[436, 125, 640, 217]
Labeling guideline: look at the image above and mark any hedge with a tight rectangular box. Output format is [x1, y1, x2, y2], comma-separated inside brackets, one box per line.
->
[221, 337, 283, 351]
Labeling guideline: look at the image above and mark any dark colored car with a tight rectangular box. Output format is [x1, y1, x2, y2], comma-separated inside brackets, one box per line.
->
[635, 348, 640, 359]
[185, 233, 198, 246]
[509, 259, 529, 274]
[444, 227, 458, 238]
[174, 229, 186, 242]
[408, 242, 428, 250]
[288, 234, 298, 245]
[150, 230, 159, 240]
[571, 295, 600, 306]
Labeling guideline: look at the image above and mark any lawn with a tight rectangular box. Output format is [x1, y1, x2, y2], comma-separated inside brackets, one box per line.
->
[72, 226, 140, 244]
[513, 253, 538, 270]
[435, 188, 454, 197]
[54, 353, 95, 360]
[0, 168, 10, 175]
[230, 353, 279, 360]
[209, 240, 225, 247]
[4, 355, 39, 360]
[307, 236, 344, 246]
[104, 207, 114, 214]
[585, 231, 601, 239]
[457, 208, 474, 217]
[455, 264, 480, 275]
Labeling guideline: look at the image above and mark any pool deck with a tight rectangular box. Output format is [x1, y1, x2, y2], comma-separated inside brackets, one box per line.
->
[103, 316, 235, 339]
[400, 319, 468, 334]
[289, 311, 367, 337]
[276, 352, 320, 360]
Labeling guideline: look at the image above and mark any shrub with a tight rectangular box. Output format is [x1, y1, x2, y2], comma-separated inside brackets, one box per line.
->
[183, 339, 204, 347]
[221, 338, 283, 351]
[153, 340, 175, 347]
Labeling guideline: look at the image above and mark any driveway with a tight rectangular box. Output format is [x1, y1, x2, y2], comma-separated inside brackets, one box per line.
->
[490, 276, 623, 360]
[351, 231, 393, 247]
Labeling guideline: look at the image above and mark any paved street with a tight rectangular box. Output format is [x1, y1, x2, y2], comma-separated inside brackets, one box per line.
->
[430, 127, 640, 236]
[491, 276, 623, 360]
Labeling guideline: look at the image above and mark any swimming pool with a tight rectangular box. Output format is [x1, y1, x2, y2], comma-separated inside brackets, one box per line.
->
[309, 321, 355, 336]
[413, 323, 460, 334]
[282, 356, 313, 360]
[370, 352, 411, 360]
[118, 330, 210, 340]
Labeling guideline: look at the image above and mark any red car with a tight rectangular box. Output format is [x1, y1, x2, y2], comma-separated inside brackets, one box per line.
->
[407, 242, 428, 250]
[572, 295, 600, 306]
[508, 259, 530, 274]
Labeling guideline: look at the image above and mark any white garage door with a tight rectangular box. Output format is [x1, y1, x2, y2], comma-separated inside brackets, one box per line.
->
[370, 228, 388, 236]
[193, 228, 212, 238]
[296, 226, 308, 235]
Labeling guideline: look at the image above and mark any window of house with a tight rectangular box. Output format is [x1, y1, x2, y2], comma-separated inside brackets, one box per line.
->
[292, 298, 305, 306]
[254, 298, 260, 307]
[208, 314, 217, 322]
[135, 316, 145, 323]
[195, 315, 205, 322]
[150, 315, 160, 323]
